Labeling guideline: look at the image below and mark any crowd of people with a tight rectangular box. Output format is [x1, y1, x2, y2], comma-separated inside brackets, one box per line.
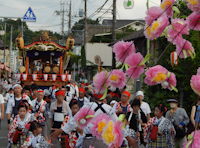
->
[0, 80, 199, 148]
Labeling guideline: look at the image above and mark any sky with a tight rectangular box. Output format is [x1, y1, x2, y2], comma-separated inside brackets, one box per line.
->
[0, 0, 161, 34]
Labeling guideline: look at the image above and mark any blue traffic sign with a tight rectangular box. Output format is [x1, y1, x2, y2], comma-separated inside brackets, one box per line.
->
[23, 7, 36, 22]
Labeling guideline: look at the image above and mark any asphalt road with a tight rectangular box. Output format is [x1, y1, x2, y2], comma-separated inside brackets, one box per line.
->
[0, 103, 9, 148]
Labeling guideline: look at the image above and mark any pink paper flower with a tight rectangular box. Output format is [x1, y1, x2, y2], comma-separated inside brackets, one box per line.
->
[167, 18, 189, 45]
[144, 16, 170, 40]
[90, 113, 111, 140]
[93, 71, 110, 93]
[108, 70, 126, 89]
[112, 120, 124, 148]
[113, 41, 136, 63]
[145, 6, 167, 26]
[190, 75, 200, 96]
[183, 130, 200, 148]
[197, 67, 200, 75]
[162, 72, 177, 90]
[185, 0, 200, 12]
[74, 107, 95, 129]
[125, 53, 145, 79]
[89, 146, 95, 148]
[187, 12, 200, 31]
[144, 65, 168, 86]
[176, 39, 195, 59]
[161, 0, 175, 18]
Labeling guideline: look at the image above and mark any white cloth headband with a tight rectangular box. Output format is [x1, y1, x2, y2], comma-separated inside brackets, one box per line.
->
[12, 84, 22, 89]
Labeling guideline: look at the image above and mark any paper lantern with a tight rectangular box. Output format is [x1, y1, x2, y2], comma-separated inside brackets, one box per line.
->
[43, 74, 48, 81]
[66, 37, 75, 50]
[52, 74, 57, 81]
[22, 74, 27, 80]
[17, 74, 21, 81]
[170, 51, 178, 67]
[15, 33, 24, 50]
[32, 74, 37, 81]
[67, 74, 72, 81]
[61, 74, 66, 82]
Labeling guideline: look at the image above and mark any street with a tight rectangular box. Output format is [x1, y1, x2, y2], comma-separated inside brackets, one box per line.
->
[0, 103, 8, 148]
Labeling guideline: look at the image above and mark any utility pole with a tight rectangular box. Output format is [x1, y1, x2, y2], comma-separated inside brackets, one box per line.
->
[61, 1, 65, 45]
[4, 22, 6, 67]
[112, 0, 116, 69]
[68, 0, 71, 33]
[10, 25, 13, 52]
[84, 0, 87, 48]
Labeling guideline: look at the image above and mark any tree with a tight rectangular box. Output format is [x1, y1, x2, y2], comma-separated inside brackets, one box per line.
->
[142, 1, 199, 114]
[1, 18, 63, 49]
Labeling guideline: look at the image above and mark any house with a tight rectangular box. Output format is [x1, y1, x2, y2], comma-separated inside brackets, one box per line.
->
[73, 35, 82, 56]
[86, 19, 145, 43]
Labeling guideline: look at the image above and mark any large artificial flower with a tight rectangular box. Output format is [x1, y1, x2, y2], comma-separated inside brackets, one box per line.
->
[183, 130, 200, 148]
[144, 65, 168, 86]
[166, 18, 189, 45]
[176, 39, 195, 59]
[102, 121, 115, 148]
[185, 0, 200, 12]
[74, 107, 95, 129]
[197, 67, 200, 75]
[108, 70, 126, 89]
[190, 75, 200, 96]
[93, 71, 110, 93]
[112, 120, 124, 148]
[113, 41, 136, 63]
[161, 0, 175, 18]
[187, 12, 200, 31]
[145, 6, 167, 26]
[125, 52, 145, 79]
[144, 16, 170, 40]
[90, 113, 111, 140]
[162, 72, 177, 91]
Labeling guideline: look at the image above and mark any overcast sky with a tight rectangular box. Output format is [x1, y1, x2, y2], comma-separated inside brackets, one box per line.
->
[0, 0, 161, 33]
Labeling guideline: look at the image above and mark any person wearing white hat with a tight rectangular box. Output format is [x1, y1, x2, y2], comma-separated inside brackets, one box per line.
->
[65, 85, 72, 102]
[6, 84, 32, 130]
[135, 90, 151, 121]
[4, 86, 14, 102]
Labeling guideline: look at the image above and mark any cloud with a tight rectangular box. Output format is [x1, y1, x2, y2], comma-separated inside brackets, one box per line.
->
[1, 0, 161, 33]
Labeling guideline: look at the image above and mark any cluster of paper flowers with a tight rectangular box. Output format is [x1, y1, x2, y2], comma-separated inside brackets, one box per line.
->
[74, 107, 95, 129]
[93, 70, 126, 99]
[184, 0, 200, 13]
[183, 130, 200, 148]
[90, 113, 124, 148]
[190, 67, 200, 95]
[143, 0, 200, 59]
[112, 41, 151, 80]
[144, 65, 177, 92]
[144, 6, 170, 40]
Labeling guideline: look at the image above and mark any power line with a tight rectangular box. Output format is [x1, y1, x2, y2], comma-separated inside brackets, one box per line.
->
[88, 0, 109, 19]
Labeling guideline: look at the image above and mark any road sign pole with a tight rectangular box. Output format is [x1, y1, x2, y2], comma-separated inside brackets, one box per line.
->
[73, 65, 75, 81]
[21, 21, 23, 38]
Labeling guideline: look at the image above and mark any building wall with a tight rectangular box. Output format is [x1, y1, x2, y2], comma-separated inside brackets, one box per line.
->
[85, 43, 112, 67]
[86, 25, 111, 43]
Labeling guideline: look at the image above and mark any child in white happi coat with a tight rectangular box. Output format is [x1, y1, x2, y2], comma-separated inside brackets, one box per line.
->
[7, 102, 36, 148]
[32, 89, 49, 139]
[23, 121, 53, 148]
[50, 90, 71, 147]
